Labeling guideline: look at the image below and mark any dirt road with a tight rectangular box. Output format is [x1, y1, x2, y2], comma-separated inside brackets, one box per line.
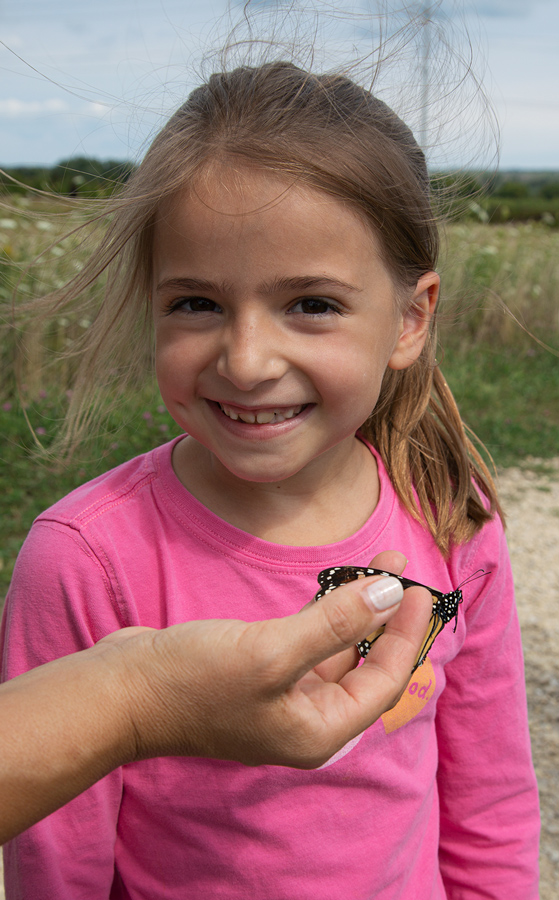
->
[498, 460, 559, 898]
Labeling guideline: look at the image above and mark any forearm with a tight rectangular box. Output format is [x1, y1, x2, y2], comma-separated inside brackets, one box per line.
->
[0, 642, 135, 844]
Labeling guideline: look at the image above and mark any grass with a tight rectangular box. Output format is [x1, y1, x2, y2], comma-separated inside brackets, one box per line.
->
[440, 222, 559, 347]
[0, 385, 181, 600]
[2, 204, 559, 603]
[439, 346, 559, 468]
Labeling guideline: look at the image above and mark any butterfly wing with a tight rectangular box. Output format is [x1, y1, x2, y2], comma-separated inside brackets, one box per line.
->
[313, 566, 461, 673]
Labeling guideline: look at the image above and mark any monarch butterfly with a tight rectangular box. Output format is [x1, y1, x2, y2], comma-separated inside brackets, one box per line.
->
[313, 566, 463, 673]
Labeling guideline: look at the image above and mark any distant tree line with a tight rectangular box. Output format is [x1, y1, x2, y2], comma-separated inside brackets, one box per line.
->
[2, 157, 559, 225]
[0, 157, 135, 197]
[432, 171, 559, 226]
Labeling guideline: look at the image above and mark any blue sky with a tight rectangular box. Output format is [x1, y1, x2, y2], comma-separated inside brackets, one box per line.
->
[1, 0, 557, 169]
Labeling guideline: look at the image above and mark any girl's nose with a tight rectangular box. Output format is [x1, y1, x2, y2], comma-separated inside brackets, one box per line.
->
[216, 320, 288, 390]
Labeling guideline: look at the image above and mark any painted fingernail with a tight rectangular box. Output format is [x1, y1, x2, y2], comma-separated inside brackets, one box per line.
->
[361, 577, 404, 612]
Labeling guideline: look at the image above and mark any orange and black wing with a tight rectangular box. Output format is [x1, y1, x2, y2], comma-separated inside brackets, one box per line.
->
[313, 566, 462, 673]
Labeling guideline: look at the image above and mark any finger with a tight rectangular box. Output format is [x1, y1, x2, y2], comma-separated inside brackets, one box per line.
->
[339, 586, 433, 722]
[364, 585, 433, 676]
[269, 574, 405, 690]
[291, 586, 433, 763]
[299, 550, 405, 618]
[368, 550, 407, 576]
[311, 643, 359, 684]
[309, 552, 408, 683]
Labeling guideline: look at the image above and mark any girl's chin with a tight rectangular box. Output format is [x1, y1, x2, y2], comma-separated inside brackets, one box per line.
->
[215, 467, 301, 486]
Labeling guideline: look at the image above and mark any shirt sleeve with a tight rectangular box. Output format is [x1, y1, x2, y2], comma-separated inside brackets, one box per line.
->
[436, 516, 540, 899]
[1, 520, 127, 900]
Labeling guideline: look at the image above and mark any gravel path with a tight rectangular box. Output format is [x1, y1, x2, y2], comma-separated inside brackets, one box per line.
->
[2, 462, 558, 897]
[497, 460, 559, 899]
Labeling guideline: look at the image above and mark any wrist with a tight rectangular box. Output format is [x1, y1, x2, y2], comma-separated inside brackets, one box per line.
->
[96, 626, 200, 762]
[105, 623, 218, 762]
[90, 631, 161, 765]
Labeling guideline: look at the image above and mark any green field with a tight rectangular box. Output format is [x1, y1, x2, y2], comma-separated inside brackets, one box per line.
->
[1, 202, 559, 598]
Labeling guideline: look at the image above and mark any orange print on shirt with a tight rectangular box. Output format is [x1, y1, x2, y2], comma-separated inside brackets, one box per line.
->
[381, 657, 436, 734]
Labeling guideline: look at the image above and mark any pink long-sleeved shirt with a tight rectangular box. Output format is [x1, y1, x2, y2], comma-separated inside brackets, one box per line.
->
[1, 437, 540, 899]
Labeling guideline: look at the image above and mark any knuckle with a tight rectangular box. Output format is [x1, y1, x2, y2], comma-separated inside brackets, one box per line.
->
[323, 599, 359, 648]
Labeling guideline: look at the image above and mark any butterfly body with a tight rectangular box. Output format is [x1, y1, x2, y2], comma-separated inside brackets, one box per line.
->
[313, 566, 462, 673]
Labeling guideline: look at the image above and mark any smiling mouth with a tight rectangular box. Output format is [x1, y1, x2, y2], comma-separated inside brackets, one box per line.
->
[218, 403, 307, 424]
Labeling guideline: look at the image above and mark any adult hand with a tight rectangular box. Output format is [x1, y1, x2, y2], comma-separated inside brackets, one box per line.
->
[0, 558, 431, 843]
[107, 549, 431, 768]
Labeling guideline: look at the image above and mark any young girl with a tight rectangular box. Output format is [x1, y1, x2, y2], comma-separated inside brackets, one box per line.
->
[1, 61, 539, 898]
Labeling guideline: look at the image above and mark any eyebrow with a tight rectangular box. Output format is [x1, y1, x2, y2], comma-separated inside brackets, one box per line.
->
[155, 275, 362, 296]
[263, 275, 362, 295]
[155, 277, 232, 295]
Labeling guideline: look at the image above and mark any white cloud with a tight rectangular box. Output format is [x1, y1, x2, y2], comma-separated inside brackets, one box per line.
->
[0, 98, 68, 117]
[85, 102, 111, 118]
[0, 97, 112, 122]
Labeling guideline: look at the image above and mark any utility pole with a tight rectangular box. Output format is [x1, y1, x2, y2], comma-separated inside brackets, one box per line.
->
[419, 3, 431, 155]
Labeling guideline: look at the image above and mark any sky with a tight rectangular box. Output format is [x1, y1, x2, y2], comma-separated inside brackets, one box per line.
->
[0, 0, 557, 170]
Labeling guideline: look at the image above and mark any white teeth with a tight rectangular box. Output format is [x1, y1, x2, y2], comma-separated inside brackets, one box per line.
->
[256, 411, 275, 424]
[219, 404, 304, 424]
[239, 410, 257, 424]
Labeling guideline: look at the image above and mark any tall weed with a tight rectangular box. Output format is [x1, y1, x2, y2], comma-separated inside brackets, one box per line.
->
[0, 197, 104, 399]
[439, 222, 559, 350]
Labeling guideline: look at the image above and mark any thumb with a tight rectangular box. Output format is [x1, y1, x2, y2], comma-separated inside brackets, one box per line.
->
[274, 575, 404, 684]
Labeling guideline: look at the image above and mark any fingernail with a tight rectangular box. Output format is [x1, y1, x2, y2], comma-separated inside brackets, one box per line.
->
[361, 577, 404, 612]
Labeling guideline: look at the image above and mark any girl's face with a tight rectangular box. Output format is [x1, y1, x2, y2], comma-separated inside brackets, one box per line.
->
[152, 165, 438, 490]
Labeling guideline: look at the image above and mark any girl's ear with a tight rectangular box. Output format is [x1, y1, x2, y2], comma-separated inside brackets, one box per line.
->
[387, 271, 440, 371]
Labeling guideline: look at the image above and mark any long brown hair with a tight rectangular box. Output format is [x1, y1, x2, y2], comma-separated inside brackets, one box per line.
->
[14, 61, 502, 553]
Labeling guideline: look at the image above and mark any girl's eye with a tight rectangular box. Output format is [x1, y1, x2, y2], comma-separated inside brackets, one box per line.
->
[165, 296, 221, 315]
[290, 297, 340, 317]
